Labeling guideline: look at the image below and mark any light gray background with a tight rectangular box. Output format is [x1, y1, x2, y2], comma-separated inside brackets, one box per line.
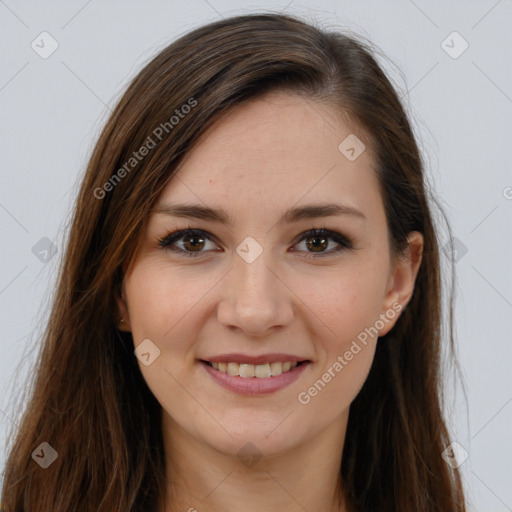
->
[1, 1, 511, 510]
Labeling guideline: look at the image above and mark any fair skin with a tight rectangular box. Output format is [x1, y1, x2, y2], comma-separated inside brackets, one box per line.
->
[117, 91, 423, 512]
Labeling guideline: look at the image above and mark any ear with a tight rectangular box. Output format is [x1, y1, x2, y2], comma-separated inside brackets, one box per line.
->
[115, 281, 132, 332]
[378, 231, 423, 336]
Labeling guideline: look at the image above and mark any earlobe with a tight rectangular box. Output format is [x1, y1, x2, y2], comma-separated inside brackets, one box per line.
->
[115, 289, 132, 332]
[378, 231, 424, 336]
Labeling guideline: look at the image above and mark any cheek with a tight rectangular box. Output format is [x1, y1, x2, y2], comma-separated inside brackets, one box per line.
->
[290, 261, 386, 408]
[125, 261, 212, 344]
[294, 270, 383, 414]
[124, 264, 203, 420]
[297, 337, 377, 424]
[294, 263, 389, 345]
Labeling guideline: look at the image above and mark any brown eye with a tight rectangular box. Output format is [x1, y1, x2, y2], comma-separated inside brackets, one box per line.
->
[158, 229, 219, 257]
[305, 234, 328, 252]
[293, 229, 352, 257]
[182, 234, 206, 252]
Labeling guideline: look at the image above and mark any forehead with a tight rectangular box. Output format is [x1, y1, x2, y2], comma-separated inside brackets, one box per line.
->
[158, 91, 380, 217]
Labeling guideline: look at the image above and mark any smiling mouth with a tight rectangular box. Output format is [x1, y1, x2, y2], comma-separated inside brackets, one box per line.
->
[201, 360, 308, 378]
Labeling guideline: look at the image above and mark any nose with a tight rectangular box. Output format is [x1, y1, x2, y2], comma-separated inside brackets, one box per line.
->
[217, 251, 294, 337]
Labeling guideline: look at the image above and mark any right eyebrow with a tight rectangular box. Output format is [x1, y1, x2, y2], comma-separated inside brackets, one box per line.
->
[151, 203, 232, 224]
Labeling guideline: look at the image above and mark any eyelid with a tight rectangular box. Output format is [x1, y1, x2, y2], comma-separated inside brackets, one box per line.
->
[157, 228, 220, 257]
[292, 227, 352, 257]
[157, 227, 352, 257]
[295, 227, 351, 245]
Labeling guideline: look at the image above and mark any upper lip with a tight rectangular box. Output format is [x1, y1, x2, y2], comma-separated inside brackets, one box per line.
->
[201, 353, 310, 365]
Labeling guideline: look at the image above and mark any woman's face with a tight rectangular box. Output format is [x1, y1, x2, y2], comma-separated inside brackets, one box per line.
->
[118, 91, 421, 458]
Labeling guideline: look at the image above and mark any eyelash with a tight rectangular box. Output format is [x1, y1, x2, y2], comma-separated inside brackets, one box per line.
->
[156, 226, 353, 258]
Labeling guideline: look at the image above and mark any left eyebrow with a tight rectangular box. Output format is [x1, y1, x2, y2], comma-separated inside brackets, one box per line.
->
[151, 202, 367, 227]
[279, 203, 367, 225]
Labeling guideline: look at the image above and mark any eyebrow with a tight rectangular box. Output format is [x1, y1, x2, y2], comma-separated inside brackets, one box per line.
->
[151, 202, 367, 226]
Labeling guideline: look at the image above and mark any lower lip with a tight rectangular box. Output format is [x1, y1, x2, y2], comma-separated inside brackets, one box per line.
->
[200, 361, 311, 396]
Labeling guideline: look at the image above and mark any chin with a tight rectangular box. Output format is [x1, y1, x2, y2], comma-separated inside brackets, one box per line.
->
[198, 417, 308, 461]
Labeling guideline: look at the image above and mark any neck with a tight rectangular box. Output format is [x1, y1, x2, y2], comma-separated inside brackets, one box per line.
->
[160, 411, 349, 512]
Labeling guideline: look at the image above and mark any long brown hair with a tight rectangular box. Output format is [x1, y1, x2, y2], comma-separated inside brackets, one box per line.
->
[1, 12, 466, 511]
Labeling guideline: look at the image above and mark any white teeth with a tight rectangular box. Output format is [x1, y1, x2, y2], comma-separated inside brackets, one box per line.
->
[270, 362, 282, 376]
[255, 363, 271, 378]
[239, 364, 255, 378]
[208, 361, 300, 378]
[227, 362, 238, 376]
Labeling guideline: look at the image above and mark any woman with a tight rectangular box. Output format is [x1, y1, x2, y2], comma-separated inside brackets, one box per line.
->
[1, 12, 466, 512]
